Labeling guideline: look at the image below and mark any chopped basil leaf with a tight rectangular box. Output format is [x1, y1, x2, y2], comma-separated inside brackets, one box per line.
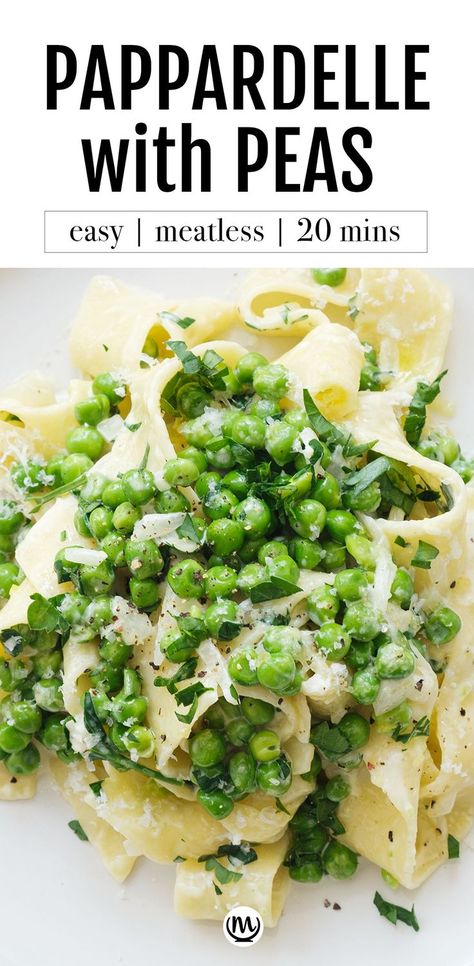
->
[342, 456, 391, 498]
[173, 855, 186, 863]
[176, 514, 204, 545]
[160, 311, 195, 330]
[216, 620, 241, 641]
[275, 797, 290, 815]
[68, 820, 88, 841]
[448, 834, 460, 859]
[392, 716, 430, 743]
[175, 616, 207, 645]
[201, 856, 242, 885]
[249, 576, 301, 604]
[347, 293, 360, 321]
[27, 593, 68, 634]
[440, 482, 454, 511]
[373, 891, 419, 931]
[175, 682, 212, 723]
[394, 535, 408, 548]
[303, 389, 346, 450]
[404, 371, 447, 447]
[89, 780, 103, 798]
[411, 540, 439, 569]
[125, 422, 142, 432]
[154, 658, 198, 693]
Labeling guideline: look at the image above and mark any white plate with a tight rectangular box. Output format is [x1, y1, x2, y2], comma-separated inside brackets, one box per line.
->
[0, 268, 473, 966]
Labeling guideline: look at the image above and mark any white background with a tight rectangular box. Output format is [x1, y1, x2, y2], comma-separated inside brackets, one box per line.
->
[0, 0, 472, 266]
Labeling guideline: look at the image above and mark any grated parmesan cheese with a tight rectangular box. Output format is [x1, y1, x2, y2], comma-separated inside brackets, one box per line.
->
[63, 547, 107, 566]
[97, 413, 124, 441]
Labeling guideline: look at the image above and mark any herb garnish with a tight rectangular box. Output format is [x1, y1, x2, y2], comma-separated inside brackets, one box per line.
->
[448, 834, 460, 859]
[392, 716, 430, 743]
[373, 891, 420, 931]
[404, 371, 447, 447]
[411, 540, 439, 569]
[68, 820, 88, 841]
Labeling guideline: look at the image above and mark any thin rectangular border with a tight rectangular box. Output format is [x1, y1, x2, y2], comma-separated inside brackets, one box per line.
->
[43, 209, 429, 255]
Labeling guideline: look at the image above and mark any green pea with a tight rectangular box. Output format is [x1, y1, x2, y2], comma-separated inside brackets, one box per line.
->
[181, 413, 220, 449]
[75, 394, 110, 427]
[338, 711, 370, 749]
[288, 537, 324, 570]
[203, 487, 238, 521]
[343, 481, 381, 513]
[5, 743, 40, 776]
[204, 600, 238, 639]
[417, 438, 441, 461]
[112, 501, 141, 534]
[125, 539, 164, 580]
[345, 639, 374, 671]
[290, 859, 323, 883]
[249, 729, 280, 762]
[238, 537, 266, 564]
[101, 479, 126, 509]
[164, 458, 199, 487]
[162, 630, 195, 664]
[253, 363, 290, 400]
[154, 489, 190, 516]
[236, 562, 266, 592]
[228, 649, 259, 686]
[32, 650, 62, 679]
[345, 533, 376, 569]
[100, 531, 126, 566]
[323, 840, 358, 879]
[0, 562, 21, 599]
[194, 472, 220, 501]
[256, 755, 292, 796]
[452, 458, 474, 483]
[219, 470, 247, 501]
[343, 600, 382, 641]
[284, 408, 310, 431]
[89, 506, 114, 540]
[289, 499, 327, 540]
[113, 695, 148, 725]
[226, 717, 254, 746]
[267, 555, 300, 584]
[299, 827, 328, 856]
[334, 568, 369, 602]
[10, 700, 42, 735]
[55, 592, 88, 626]
[205, 440, 236, 471]
[33, 677, 64, 712]
[66, 426, 104, 461]
[122, 468, 156, 506]
[40, 715, 69, 752]
[265, 421, 298, 466]
[11, 460, 48, 494]
[263, 626, 301, 657]
[247, 398, 281, 420]
[45, 452, 66, 487]
[60, 454, 93, 484]
[122, 725, 155, 758]
[118, 668, 142, 699]
[241, 696, 274, 726]
[78, 473, 107, 503]
[375, 638, 415, 679]
[424, 607, 461, 645]
[90, 660, 124, 693]
[80, 559, 115, 597]
[257, 652, 296, 693]
[179, 446, 207, 474]
[434, 434, 460, 466]
[233, 496, 272, 537]
[390, 568, 413, 610]
[197, 789, 234, 819]
[231, 414, 266, 450]
[204, 565, 237, 600]
[0, 723, 30, 753]
[168, 559, 205, 599]
[350, 666, 380, 704]
[325, 776, 351, 802]
[374, 700, 412, 734]
[129, 577, 160, 610]
[235, 352, 269, 385]
[0, 533, 15, 555]
[310, 473, 341, 509]
[0, 500, 24, 535]
[34, 629, 58, 653]
[307, 585, 339, 625]
[312, 268, 347, 287]
[322, 539, 347, 571]
[74, 507, 91, 538]
[99, 632, 132, 666]
[206, 518, 244, 557]
[92, 372, 126, 406]
[176, 384, 209, 419]
[228, 750, 256, 793]
[315, 622, 351, 662]
[325, 509, 357, 543]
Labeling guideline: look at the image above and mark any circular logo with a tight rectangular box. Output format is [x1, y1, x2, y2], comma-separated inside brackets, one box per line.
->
[223, 906, 264, 946]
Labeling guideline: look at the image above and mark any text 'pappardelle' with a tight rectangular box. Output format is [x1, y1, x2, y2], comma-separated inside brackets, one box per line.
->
[0, 268, 472, 929]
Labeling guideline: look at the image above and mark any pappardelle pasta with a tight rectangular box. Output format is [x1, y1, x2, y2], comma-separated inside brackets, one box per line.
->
[0, 268, 473, 928]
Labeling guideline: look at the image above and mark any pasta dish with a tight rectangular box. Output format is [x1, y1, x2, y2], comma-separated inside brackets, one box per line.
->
[0, 268, 472, 929]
